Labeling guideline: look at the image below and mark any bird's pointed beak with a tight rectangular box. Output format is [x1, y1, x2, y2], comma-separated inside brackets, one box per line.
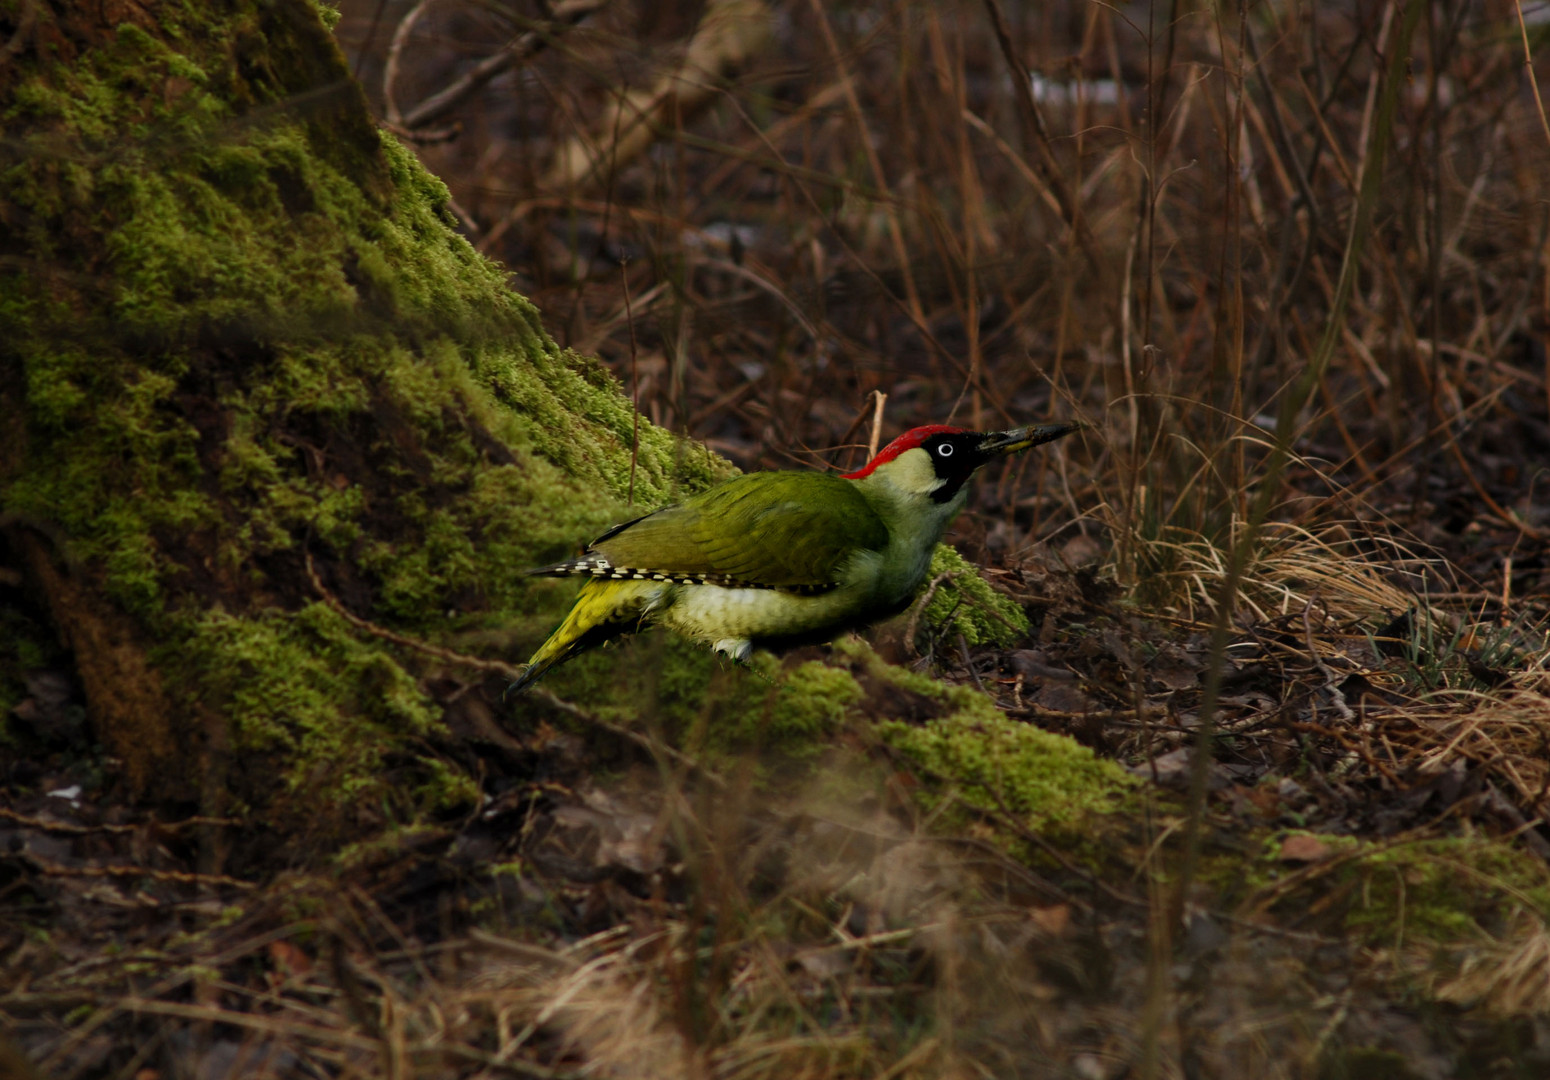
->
[976, 422, 1083, 458]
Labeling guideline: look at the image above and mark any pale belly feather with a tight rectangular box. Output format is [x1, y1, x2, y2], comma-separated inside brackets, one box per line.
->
[624, 498, 953, 661]
[659, 582, 862, 643]
[655, 550, 896, 658]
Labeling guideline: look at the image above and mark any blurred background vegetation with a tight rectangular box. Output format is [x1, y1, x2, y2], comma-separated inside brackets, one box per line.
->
[340, 0, 1549, 608]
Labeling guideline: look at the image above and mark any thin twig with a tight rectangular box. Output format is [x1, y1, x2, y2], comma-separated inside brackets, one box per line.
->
[381, 0, 430, 127]
[904, 571, 961, 657]
[1302, 597, 1355, 723]
[0, 808, 239, 835]
[977, 0, 1094, 266]
[865, 389, 887, 460]
[805, 0, 924, 323]
[1513, 0, 1550, 153]
[394, 0, 609, 131]
[19, 853, 253, 890]
[957, 631, 986, 692]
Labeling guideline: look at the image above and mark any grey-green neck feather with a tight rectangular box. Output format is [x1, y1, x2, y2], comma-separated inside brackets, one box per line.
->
[848, 447, 968, 606]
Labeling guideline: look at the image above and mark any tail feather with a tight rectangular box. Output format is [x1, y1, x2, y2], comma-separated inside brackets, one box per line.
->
[510, 579, 666, 693]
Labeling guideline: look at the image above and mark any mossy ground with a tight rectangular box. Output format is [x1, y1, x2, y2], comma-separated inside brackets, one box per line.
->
[1247, 834, 1550, 951]
[921, 543, 1029, 648]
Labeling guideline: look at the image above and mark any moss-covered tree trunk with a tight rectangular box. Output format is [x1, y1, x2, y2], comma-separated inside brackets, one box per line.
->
[0, 0, 725, 860]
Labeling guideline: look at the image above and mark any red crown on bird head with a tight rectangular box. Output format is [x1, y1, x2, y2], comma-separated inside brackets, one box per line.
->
[840, 425, 967, 479]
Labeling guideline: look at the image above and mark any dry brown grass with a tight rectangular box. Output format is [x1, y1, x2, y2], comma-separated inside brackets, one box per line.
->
[10, 771, 1443, 1079]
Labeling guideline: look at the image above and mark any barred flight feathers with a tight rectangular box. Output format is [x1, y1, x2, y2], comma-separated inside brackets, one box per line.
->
[527, 553, 839, 593]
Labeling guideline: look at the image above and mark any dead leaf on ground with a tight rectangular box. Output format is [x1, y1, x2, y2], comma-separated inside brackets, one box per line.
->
[1278, 834, 1332, 863]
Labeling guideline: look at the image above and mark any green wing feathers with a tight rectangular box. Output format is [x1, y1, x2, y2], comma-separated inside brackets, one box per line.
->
[542, 473, 889, 590]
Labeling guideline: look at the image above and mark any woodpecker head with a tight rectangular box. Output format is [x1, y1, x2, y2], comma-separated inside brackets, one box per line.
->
[842, 422, 1081, 504]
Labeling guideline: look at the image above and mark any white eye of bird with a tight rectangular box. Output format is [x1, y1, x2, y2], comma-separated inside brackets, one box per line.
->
[937, 444, 954, 457]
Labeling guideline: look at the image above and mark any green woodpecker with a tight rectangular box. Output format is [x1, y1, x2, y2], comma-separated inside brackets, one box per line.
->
[512, 422, 1079, 690]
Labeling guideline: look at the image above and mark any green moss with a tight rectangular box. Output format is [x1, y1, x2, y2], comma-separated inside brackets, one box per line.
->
[310, 2, 343, 33]
[922, 545, 1029, 647]
[539, 634, 863, 766]
[847, 640, 1136, 837]
[692, 655, 866, 757]
[334, 825, 451, 873]
[1333, 838, 1550, 947]
[1214, 832, 1550, 953]
[413, 757, 482, 815]
[175, 604, 444, 815]
[763, 660, 866, 740]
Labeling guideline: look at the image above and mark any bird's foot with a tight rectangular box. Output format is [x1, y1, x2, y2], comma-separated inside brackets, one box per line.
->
[712, 637, 753, 664]
[712, 639, 777, 685]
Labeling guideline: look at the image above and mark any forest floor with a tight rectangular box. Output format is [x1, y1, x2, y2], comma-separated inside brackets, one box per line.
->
[6, 0, 1550, 1077]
